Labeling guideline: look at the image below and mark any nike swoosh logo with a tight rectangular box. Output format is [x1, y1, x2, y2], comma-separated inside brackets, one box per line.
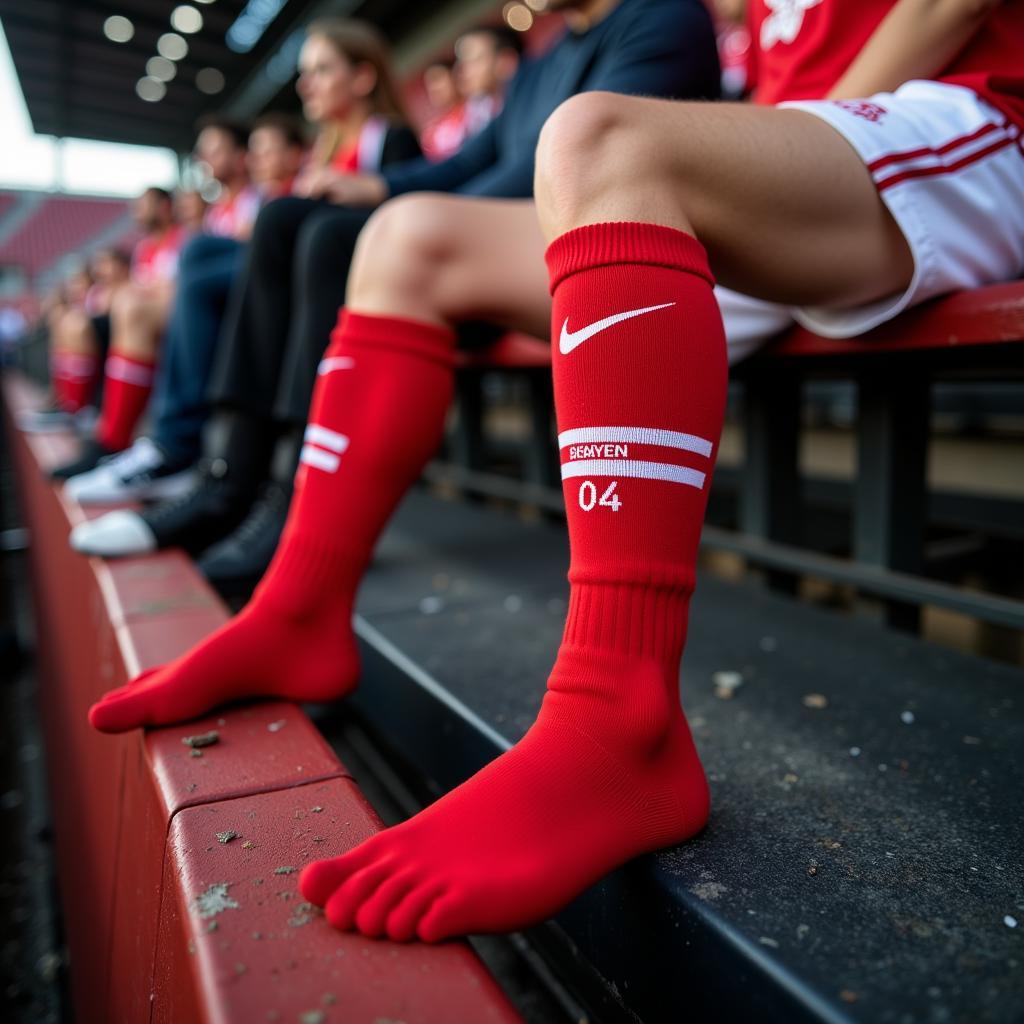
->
[559, 302, 676, 355]
[317, 356, 356, 375]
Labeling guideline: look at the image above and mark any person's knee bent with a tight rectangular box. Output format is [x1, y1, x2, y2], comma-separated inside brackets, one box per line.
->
[536, 92, 675, 232]
[348, 194, 458, 310]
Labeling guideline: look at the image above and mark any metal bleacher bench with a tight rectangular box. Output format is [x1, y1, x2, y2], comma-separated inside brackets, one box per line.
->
[448, 280, 1024, 634]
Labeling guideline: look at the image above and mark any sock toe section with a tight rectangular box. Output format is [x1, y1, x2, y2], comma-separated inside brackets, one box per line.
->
[298, 858, 347, 906]
[88, 689, 148, 733]
[353, 873, 419, 938]
[70, 511, 157, 557]
[323, 862, 392, 930]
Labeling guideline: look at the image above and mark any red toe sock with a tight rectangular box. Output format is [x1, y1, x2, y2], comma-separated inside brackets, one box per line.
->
[89, 311, 456, 732]
[95, 353, 156, 451]
[300, 221, 728, 941]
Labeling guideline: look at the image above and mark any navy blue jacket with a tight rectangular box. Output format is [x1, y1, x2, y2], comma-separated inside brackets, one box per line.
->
[382, 0, 719, 199]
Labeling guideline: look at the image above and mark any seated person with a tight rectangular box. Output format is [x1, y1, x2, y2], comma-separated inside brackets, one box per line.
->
[420, 25, 523, 161]
[174, 189, 207, 234]
[64, 117, 306, 504]
[48, 187, 185, 478]
[23, 250, 129, 431]
[72, 0, 721, 603]
[53, 117, 259, 481]
[65, 18, 420, 521]
[87, 0, 1023, 947]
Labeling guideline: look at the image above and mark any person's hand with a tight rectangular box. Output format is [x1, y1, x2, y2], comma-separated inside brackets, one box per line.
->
[293, 168, 388, 207]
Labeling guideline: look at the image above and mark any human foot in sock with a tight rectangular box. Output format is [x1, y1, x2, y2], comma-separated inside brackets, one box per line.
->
[88, 533, 363, 731]
[300, 222, 727, 940]
[88, 310, 456, 732]
[300, 645, 710, 941]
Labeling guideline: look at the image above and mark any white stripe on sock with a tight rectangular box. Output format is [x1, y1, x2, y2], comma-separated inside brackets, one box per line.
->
[557, 426, 713, 458]
[300, 444, 341, 473]
[561, 459, 706, 489]
[317, 356, 356, 375]
[106, 355, 153, 387]
[304, 423, 350, 453]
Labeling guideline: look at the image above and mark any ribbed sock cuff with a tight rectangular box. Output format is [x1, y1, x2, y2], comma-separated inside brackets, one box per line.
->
[561, 582, 691, 665]
[545, 222, 713, 294]
[331, 308, 457, 368]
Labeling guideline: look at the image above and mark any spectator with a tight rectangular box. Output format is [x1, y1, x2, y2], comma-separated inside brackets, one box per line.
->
[247, 114, 307, 198]
[711, 0, 752, 99]
[24, 191, 179, 438]
[52, 121, 260, 480]
[62, 19, 418, 511]
[175, 190, 208, 235]
[421, 60, 459, 133]
[69, 0, 720, 596]
[421, 27, 523, 161]
[194, 117, 262, 242]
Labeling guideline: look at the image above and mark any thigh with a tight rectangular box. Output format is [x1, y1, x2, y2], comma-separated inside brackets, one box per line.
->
[353, 195, 552, 339]
[541, 96, 915, 309]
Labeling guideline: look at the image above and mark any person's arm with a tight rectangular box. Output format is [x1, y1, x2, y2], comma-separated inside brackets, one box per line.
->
[382, 115, 503, 196]
[827, 0, 1004, 99]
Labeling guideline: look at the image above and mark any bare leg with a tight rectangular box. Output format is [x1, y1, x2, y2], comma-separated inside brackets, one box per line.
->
[348, 193, 552, 336]
[108, 283, 172, 360]
[535, 93, 913, 307]
[53, 308, 100, 357]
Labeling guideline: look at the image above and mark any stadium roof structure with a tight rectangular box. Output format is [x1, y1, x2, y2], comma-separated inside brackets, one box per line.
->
[0, 0, 499, 152]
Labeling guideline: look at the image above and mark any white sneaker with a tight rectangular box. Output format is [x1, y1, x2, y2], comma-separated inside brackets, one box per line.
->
[64, 437, 197, 505]
[69, 510, 157, 557]
[17, 403, 74, 433]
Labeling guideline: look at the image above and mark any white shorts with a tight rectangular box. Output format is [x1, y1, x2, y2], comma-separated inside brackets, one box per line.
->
[718, 79, 1024, 362]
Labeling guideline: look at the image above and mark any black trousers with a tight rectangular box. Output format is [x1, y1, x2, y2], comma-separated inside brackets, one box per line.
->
[209, 197, 374, 426]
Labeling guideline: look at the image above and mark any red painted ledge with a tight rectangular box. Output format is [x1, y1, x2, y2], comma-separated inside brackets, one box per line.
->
[3, 373, 522, 1024]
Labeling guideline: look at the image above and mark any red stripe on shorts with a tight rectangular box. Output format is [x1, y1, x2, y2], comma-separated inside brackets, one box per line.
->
[875, 134, 1018, 192]
[866, 121, 1006, 174]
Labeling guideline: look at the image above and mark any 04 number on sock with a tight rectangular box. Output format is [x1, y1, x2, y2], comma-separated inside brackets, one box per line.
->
[578, 481, 621, 512]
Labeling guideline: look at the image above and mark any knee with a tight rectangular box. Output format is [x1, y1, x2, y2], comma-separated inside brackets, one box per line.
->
[536, 92, 668, 225]
[350, 194, 456, 301]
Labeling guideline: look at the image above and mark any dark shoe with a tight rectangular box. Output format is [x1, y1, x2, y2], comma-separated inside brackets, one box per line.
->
[139, 458, 260, 556]
[50, 437, 119, 480]
[197, 482, 290, 599]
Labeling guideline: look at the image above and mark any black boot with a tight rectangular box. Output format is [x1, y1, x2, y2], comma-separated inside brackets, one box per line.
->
[137, 410, 278, 555]
[196, 480, 291, 599]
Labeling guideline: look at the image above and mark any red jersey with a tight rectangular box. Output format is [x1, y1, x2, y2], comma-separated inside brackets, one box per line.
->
[203, 185, 261, 241]
[132, 224, 185, 287]
[748, 0, 1024, 128]
[329, 116, 390, 174]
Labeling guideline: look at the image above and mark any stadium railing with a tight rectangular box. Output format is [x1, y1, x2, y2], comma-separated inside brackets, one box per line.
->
[443, 279, 1024, 636]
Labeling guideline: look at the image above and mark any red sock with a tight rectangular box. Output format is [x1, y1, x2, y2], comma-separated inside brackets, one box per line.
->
[95, 353, 156, 451]
[88, 311, 455, 733]
[51, 351, 98, 412]
[299, 222, 728, 942]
